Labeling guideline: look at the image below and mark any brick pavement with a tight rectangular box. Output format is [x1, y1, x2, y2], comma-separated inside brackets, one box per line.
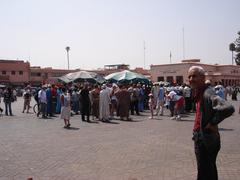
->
[0, 97, 239, 180]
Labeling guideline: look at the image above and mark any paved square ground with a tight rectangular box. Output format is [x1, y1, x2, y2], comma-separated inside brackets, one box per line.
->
[0, 97, 239, 180]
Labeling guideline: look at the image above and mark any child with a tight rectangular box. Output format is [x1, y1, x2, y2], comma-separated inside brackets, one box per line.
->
[148, 93, 154, 119]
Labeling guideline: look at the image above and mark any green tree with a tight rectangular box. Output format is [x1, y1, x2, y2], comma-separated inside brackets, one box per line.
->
[230, 31, 240, 65]
[235, 32, 240, 65]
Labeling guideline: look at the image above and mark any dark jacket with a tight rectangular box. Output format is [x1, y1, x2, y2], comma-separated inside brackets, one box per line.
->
[196, 87, 235, 152]
[3, 89, 13, 103]
[200, 87, 235, 130]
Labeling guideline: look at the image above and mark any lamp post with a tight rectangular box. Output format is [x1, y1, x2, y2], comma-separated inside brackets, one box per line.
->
[65, 46, 70, 70]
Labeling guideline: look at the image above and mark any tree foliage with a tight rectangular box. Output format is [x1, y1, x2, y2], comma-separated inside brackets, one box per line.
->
[231, 31, 240, 65]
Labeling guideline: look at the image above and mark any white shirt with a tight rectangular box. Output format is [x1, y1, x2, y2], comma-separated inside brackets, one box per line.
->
[183, 86, 191, 98]
[168, 91, 182, 101]
[38, 89, 47, 104]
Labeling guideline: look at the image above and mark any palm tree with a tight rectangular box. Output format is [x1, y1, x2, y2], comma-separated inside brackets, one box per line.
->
[65, 46, 70, 70]
[235, 53, 240, 65]
[229, 43, 236, 65]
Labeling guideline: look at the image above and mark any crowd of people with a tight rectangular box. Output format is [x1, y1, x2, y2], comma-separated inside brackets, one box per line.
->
[0, 80, 239, 123]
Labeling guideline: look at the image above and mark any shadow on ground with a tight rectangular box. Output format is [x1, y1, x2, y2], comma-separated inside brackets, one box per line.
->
[63, 127, 80, 130]
[219, 128, 234, 131]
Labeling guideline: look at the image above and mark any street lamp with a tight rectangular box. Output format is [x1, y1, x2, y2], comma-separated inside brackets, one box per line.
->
[65, 46, 70, 70]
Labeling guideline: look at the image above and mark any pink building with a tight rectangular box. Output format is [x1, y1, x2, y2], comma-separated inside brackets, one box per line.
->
[0, 60, 77, 86]
[30, 67, 78, 86]
[150, 59, 240, 86]
[1, 59, 239, 87]
[0, 60, 30, 85]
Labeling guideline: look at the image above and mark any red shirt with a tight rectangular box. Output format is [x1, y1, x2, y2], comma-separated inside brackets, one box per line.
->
[193, 100, 201, 131]
[51, 87, 57, 97]
[192, 85, 207, 132]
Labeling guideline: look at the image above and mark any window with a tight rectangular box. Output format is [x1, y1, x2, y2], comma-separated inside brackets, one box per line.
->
[19, 71, 23, 75]
[157, 76, 164, 82]
[2, 71, 6, 75]
[176, 76, 183, 85]
[166, 76, 173, 84]
[11, 71, 15, 75]
[31, 72, 41, 77]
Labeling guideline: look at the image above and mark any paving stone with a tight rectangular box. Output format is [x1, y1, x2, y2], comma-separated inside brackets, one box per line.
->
[0, 97, 239, 179]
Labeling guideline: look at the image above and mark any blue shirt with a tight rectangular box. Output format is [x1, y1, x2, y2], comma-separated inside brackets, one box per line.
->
[158, 87, 165, 101]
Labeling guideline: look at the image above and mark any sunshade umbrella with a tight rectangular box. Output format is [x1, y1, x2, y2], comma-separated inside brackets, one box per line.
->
[105, 70, 149, 84]
[58, 71, 105, 84]
[58, 76, 71, 83]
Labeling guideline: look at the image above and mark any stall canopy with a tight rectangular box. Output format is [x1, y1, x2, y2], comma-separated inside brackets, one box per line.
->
[58, 71, 105, 84]
[105, 70, 150, 84]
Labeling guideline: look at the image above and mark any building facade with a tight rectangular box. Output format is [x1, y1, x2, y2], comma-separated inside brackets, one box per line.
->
[150, 59, 240, 86]
[30, 67, 77, 86]
[0, 60, 30, 86]
[1, 59, 239, 87]
[0, 60, 77, 86]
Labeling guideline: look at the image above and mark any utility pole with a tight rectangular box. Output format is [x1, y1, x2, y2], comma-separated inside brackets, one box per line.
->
[170, 51, 172, 63]
[143, 41, 146, 69]
[182, 27, 185, 60]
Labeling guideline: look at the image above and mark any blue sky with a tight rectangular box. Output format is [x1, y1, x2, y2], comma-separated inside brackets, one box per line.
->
[0, 0, 239, 70]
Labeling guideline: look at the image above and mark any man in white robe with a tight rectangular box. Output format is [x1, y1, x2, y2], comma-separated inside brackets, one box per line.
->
[99, 84, 111, 122]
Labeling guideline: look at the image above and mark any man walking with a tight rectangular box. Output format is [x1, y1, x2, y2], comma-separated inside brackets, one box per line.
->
[188, 66, 235, 180]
